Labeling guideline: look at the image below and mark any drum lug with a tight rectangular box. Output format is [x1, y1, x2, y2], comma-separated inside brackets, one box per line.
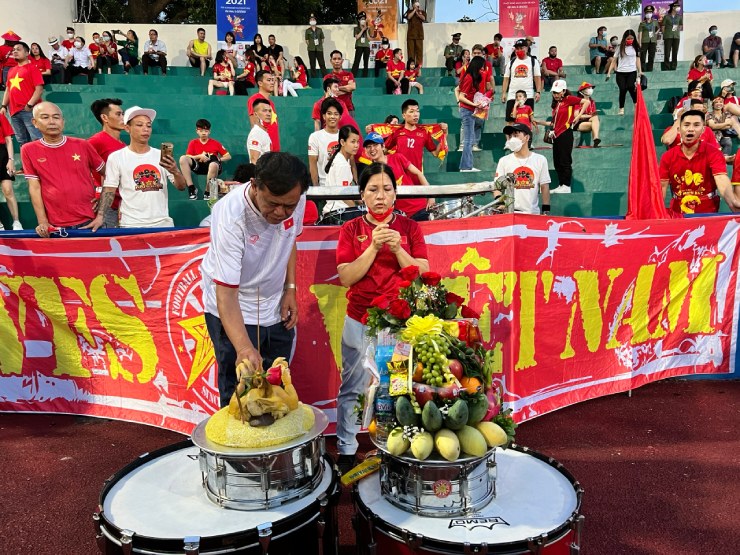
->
[316, 492, 328, 555]
[198, 451, 208, 486]
[304, 444, 314, 477]
[402, 529, 423, 551]
[260, 458, 271, 492]
[570, 514, 585, 554]
[527, 533, 547, 554]
[92, 512, 107, 552]
[487, 452, 498, 498]
[215, 461, 226, 500]
[464, 543, 488, 554]
[183, 535, 201, 554]
[120, 529, 134, 555]
[257, 522, 272, 555]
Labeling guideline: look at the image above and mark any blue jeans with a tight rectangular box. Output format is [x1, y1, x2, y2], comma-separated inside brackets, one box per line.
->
[459, 107, 482, 170]
[705, 47, 724, 66]
[10, 109, 42, 146]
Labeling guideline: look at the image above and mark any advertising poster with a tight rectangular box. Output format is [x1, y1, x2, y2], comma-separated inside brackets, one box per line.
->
[216, 0, 258, 49]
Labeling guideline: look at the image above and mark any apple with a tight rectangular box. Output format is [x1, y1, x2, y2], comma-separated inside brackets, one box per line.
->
[412, 382, 434, 408]
[437, 383, 461, 401]
[447, 359, 463, 381]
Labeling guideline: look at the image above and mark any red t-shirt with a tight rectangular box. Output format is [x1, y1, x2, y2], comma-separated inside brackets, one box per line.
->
[386, 60, 405, 79]
[484, 44, 502, 59]
[385, 152, 426, 217]
[88, 130, 125, 208]
[324, 70, 355, 111]
[458, 73, 485, 111]
[662, 125, 719, 150]
[242, 61, 256, 85]
[514, 105, 534, 129]
[551, 96, 582, 137]
[723, 95, 739, 106]
[89, 44, 101, 59]
[542, 57, 563, 74]
[6, 63, 44, 115]
[0, 113, 14, 140]
[385, 126, 437, 181]
[21, 136, 104, 226]
[687, 67, 711, 83]
[375, 48, 392, 63]
[311, 96, 361, 135]
[213, 62, 233, 82]
[295, 66, 308, 86]
[247, 93, 280, 151]
[30, 56, 51, 74]
[186, 138, 228, 157]
[62, 39, 75, 49]
[0, 45, 17, 68]
[731, 149, 740, 185]
[336, 214, 428, 322]
[406, 68, 420, 82]
[659, 140, 727, 214]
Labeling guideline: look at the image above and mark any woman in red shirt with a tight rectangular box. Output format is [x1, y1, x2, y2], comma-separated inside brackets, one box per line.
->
[282, 56, 308, 97]
[385, 48, 409, 94]
[457, 56, 486, 172]
[686, 55, 713, 101]
[96, 31, 119, 74]
[29, 43, 51, 83]
[374, 38, 392, 77]
[543, 80, 590, 193]
[208, 49, 235, 96]
[455, 49, 471, 84]
[235, 48, 258, 96]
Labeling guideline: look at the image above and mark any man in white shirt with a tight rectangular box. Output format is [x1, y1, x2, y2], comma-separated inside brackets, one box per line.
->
[307, 97, 342, 187]
[98, 106, 187, 228]
[246, 98, 273, 163]
[494, 123, 551, 215]
[47, 36, 69, 84]
[141, 29, 168, 75]
[200, 152, 309, 407]
[502, 38, 542, 122]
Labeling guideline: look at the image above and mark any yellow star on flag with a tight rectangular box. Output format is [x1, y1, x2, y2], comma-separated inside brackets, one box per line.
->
[8, 74, 23, 91]
[72, 154, 81, 161]
[178, 315, 215, 389]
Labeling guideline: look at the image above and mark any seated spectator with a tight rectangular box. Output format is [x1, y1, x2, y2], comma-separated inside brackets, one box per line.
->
[267, 34, 285, 71]
[687, 55, 713, 101]
[406, 59, 423, 95]
[323, 125, 360, 215]
[62, 27, 76, 50]
[96, 31, 118, 74]
[589, 26, 609, 74]
[574, 82, 602, 147]
[29, 43, 51, 84]
[662, 98, 720, 149]
[179, 118, 231, 199]
[220, 31, 239, 68]
[141, 29, 167, 75]
[444, 33, 463, 76]
[541, 45, 565, 90]
[67, 37, 95, 84]
[730, 32, 740, 69]
[102, 106, 187, 228]
[707, 97, 738, 159]
[454, 49, 471, 84]
[484, 33, 504, 76]
[88, 32, 101, 63]
[252, 33, 269, 69]
[208, 50, 235, 96]
[0, 112, 21, 230]
[282, 56, 308, 97]
[374, 38, 391, 78]
[267, 54, 284, 95]
[113, 30, 139, 73]
[235, 48, 257, 95]
[718, 79, 740, 120]
[187, 28, 212, 76]
[47, 36, 69, 84]
[702, 25, 728, 68]
[674, 81, 705, 119]
[308, 97, 342, 187]
[247, 98, 275, 163]
[386, 49, 409, 94]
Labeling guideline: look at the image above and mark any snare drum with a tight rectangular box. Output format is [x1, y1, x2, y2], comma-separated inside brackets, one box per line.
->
[428, 197, 475, 220]
[95, 440, 340, 554]
[354, 445, 583, 554]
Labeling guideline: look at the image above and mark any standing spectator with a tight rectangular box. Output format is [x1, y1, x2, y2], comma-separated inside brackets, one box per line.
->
[541, 46, 565, 91]
[472, 44, 495, 93]
[729, 32, 740, 69]
[29, 43, 51, 84]
[0, 42, 43, 146]
[308, 97, 342, 187]
[661, 2, 682, 71]
[141, 29, 167, 75]
[247, 70, 280, 150]
[21, 102, 104, 236]
[352, 12, 371, 78]
[495, 123, 551, 214]
[0, 31, 21, 85]
[638, 5, 658, 72]
[0, 112, 21, 229]
[96, 31, 119, 75]
[458, 56, 486, 173]
[179, 118, 231, 199]
[543, 80, 589, 194]
[305, 14, 326, 78]
[484, 33, 504, 76]
[386, 49, 408, 95]
[324, 50, 356, 117]
[606, 30, 641, 116]
[511, 90, 535, 131]
[707, 97, 737, 158]
[61, 27, 76, 50]
[113, 30, 139, 74]
[659, 110, 738, 215]
[313, 78, 362, 133]
[404, 2, 426, 67]
[502, 39, 542, 122]
[687, 55, 714, 102]
[589, 26, 609, 75]
[323, 125, 360, 215]
[444, 33, 463, 76]
[100, 106, 187, 228]
[267, 35, 284, 72]
[208, 50, 235, 96]
[252, 34, 269, 69]
[187, 28, 212, 76]
[67, 37, 95, 85]
[282, 56, 308, 97]
[702, 26, 728, 68]
[247, 98, 274, 162]
[47, 36, 69, 84]
[88, 98, 126, 228]
[574, 82, 602, 147]
[374, 38, 392, 78]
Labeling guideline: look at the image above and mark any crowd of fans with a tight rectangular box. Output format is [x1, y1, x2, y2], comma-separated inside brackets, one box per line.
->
[0, 6, 739, 232]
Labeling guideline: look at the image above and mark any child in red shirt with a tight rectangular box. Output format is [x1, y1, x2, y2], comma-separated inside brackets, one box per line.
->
[511, 90, 535, 130]
[208, 50, 235, 96]
[179, 118, 232, 199]
[405, 59, 424, 95]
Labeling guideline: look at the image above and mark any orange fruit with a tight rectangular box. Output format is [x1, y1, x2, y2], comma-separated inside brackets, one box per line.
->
[460, 376, 482, 394]
[413, 362, 424, 382]
[368, 419, 377, 435]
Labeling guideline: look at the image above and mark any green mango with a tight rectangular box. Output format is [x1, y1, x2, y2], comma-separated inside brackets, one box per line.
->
[466, 392, 489, 425]
[444, 399, 469, 431]
[395, 395, 418, 427]
[421, 401, 443, 432]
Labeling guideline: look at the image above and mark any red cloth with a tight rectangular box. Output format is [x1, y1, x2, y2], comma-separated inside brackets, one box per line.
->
[295, 66, 307, 87]
[303, 200, 319, 225]
[30, 56, 51, 74]
[386, 60, 404, 79]
[484, 44, 502, 59]
[61, 39, 74, 50]
[0, 45, 16, 68]
[213, 62, 233, 82]
[88, 44, 100, 59]
[323, 70, 355, 111]
[385, 152, 426, 217]
[0, 113, 14, 139]
[626, 86, 673, 220]
[185, 138, 228, 157]
[551, 96, 582, 137]
[21, 137, 104, 226]
[662, 125, 719, 150]
[384, 126, 436, 181]
[88, 130, 125, 209]
[247, 93, 280, 151]
[311, 96, 361, 136]
[458, 73, 484, 111]
[406, 68, 420, 82]
[6, 63, 44, 115]
[242, 61, 256, 85]
[336, 215, 427, 322]
[731, 149, 740, 185]
[375, 47, 392, 63]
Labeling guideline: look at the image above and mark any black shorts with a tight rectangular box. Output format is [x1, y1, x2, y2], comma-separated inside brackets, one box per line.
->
[188, 157, 222, 175]
[189, 56, 210, 69]
[0, 148, 15, 181]
[572, 119, 588, 132]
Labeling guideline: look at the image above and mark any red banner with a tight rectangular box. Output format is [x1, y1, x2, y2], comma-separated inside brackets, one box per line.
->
[1, 215, 737, 433]
[499, 0, 540, 39]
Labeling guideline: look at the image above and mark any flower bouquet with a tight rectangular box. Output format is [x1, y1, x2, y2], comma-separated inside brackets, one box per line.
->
[364, 266, 515, 462]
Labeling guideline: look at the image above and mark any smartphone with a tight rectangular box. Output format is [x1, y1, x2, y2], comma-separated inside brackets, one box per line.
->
[160, 142, 173, 163]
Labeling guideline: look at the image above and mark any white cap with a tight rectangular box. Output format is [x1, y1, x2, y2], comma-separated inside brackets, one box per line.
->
[721, 79, 736, 88]
[123, 105, 156, 125]
[551, 80, 567, 93]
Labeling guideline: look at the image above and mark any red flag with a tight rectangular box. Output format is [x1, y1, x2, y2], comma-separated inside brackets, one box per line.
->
[625, 86, 676, 220]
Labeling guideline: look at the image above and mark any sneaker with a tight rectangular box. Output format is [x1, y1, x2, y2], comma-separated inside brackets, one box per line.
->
[188, 185, 197, 200]
[12, 220, 23, 230]
[336, 454, 356, 475]
[551, 185, 571, 194]
[203, 189, 210, 200]
[472, 145, 482, 152]
[593, 138, 601, 148]
[618, 108, 624, 116]
[457, 144, 464, 151]
[460, 168, 481, 173]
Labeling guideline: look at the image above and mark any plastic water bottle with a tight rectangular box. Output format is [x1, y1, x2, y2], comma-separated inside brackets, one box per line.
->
[374, 377, 394, 446]
[375, 344, 393, 380]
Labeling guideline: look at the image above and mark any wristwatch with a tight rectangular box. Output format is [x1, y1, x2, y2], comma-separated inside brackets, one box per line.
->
[284, 283, 297, 290]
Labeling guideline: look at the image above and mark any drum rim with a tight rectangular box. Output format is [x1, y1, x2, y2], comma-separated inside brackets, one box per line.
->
[97, 447, 340, 550]
[354, 443, 584, 551]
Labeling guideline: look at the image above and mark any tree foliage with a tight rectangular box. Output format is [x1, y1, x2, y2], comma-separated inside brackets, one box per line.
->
[538, 0, 640, 20]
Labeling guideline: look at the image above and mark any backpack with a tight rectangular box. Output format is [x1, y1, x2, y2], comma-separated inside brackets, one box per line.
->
[508, 54, 538, 77]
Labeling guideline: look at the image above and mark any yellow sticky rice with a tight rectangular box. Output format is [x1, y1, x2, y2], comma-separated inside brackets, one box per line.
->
[205, 403, 315, 448]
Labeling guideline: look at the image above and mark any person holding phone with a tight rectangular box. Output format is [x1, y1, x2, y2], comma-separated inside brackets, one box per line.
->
[98, 106, 187, 228]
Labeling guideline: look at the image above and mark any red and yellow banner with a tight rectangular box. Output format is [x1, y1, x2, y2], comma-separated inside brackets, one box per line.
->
[1, 215, 737, 434]
[357, 0, 398, 41]
[499, 0, 540, 38]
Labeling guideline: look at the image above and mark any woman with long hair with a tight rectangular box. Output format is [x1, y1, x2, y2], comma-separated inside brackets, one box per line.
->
[113, 29, 139, 74]
[29, 43, 51, 82]
[282, 56, 309, 97]
[208, 49, 235, 96]
[457, 56, 486, 172]
[323, 125, 360, 213]
[96, 30, 119, 74]
[606, 29, 642, 115]
[574, 82, 602, 147]
[235, 48, 258, 95]
[686, 55, 714, 101]
[386, 48, 409, 94]
[252, 33, 269, 69]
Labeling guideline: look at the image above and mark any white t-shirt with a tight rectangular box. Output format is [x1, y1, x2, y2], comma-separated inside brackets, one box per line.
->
[70, 47, 93, 68]
[323, 154, 353, 214]
[504, 56, 541, 100]
[104, 147, 175, 228]
[200, 182, 306, 326]
[307, 129, 339, 186]
[615, 46, 638, 73]
[246, 124, 271, 159]
[494, 152, 550, 214]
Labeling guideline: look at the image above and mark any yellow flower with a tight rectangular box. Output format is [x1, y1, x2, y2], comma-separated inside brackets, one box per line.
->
[401, 314, 445, 343]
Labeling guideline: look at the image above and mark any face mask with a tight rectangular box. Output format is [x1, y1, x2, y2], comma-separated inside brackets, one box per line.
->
[646, 13, 653, 20]
[368, 205, 395, 221]
[359, 19, 366, 25]
[601, 31, 607, 37]
[504, 137, 524, 153]
[710, 30, 718, 36]
[625, 38, 634, 46]
[310, 20, 316, 26]
[94, 38, 100, 44]
[516, 50, 527, 60]
[582, 88, 594, 96]
[611, 40, 619, 47]
[74, 41, 82, 49]
[67, 33, 74, 39]
[103, 36, 110, 42]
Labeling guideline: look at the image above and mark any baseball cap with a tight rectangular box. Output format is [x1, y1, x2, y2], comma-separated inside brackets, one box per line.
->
[48, 35, 59, 45]
[363, 132, 384, 146]
[551, 80, 568, 93]
[124, 106, 157, 125]
[721, 79, 736, 88]
[503, 123, 532, 136]
[578, 81, 595, 92]
[514, 39, 528, 48]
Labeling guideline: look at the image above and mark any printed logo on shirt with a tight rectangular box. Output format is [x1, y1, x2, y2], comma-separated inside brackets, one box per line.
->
[327, 140, 339, 157]
[674, 169, 705, 191]
[36, 158, 47, 163]
[513, 63, 529, 78]
[341, 180, 349, 187]
[401, 236, 408, 246]
[248, 234, 259, 245]
[283, 217, 294, 231]
[251, 140, 260, 146]
[357, 234, 368, 242]
[513, 166, 535, 189]
[133, 163, 164, 192]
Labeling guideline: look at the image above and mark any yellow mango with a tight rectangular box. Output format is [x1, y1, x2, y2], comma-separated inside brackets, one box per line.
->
[475, 421, 508, 448]
[434, 428, 460, 461]
[386, 427, 411, 456]
[410, 431, 434, 460]
[456, 426, 488, 457]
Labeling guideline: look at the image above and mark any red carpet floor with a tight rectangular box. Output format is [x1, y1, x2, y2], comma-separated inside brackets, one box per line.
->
[1, 379, 738, 554]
